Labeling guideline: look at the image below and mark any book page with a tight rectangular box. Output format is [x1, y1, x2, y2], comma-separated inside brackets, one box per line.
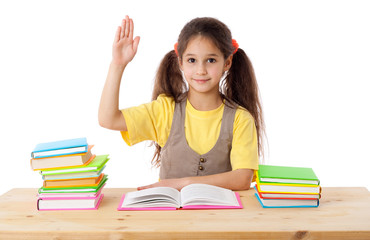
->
[180, 184, 239, 206]
[120, 187, 181, 208]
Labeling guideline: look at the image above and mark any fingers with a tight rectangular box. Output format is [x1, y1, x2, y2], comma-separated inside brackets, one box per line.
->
[133, 36, 140, 53]
[129, 18, 134, 38]
[137, 184, 152, 191]
[124, 15, 130, 37]
[114, 26, 121, 43]
[118, 15, 135, 40]
[120, 18, 125, 39]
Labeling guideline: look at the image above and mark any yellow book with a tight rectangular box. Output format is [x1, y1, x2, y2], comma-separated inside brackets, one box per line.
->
[255, 172, 321, 195]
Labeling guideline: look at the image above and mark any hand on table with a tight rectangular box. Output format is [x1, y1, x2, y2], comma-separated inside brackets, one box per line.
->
[137, 178, 190, 191]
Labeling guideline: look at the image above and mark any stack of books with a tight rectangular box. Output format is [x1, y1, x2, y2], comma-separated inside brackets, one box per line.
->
[31, 138, 109, 211]
[254, 165, 321, 208]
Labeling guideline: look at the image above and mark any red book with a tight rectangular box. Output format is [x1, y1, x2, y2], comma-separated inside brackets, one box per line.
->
[254, 186, 320, 200]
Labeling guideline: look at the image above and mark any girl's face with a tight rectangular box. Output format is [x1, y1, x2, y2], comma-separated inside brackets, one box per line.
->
[179, 36, 232, 96]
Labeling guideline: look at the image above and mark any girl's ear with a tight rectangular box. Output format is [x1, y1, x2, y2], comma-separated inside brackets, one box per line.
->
[178, 57, 184, 71]
[223, 55, 233, 72]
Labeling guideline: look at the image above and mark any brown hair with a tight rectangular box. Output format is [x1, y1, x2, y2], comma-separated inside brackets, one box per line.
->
[151, 17, 265, 167]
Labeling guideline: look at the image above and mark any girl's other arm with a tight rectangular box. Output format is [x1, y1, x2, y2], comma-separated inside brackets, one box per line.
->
[99, 15, 140, 131]
[137, 169, 254, 191]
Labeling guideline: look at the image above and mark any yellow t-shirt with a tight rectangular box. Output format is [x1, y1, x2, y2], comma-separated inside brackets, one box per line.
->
[121, 94, 259, 170]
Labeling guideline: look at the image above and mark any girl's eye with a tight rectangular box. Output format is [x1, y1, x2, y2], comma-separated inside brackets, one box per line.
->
[208, 58, 216, 63]
[187, 58, 196, 63]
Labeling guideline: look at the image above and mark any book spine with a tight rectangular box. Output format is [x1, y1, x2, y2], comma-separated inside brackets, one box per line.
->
[38, 196, 99, 200]
[32, 146, 88, 159]
[38, 194, 104, 211]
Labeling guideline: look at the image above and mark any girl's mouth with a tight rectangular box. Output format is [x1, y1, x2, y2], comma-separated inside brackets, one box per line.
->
[193, 78, 210, 84]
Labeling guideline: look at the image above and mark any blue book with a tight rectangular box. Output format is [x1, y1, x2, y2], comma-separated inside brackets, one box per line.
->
[254, 193, 319, 208]
[32, 137, 88, 159]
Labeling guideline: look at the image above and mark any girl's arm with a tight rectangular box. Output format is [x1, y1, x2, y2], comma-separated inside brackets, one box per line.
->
[137, 169, 254, 191]
[98, 16, 140, 131]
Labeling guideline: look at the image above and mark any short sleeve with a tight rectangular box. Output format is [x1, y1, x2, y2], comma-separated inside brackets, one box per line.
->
[120, 94, 175, 147]
[230, 108, 259, 171]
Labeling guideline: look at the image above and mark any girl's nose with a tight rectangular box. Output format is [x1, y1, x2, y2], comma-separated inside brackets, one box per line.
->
[196, 63, 207, 75]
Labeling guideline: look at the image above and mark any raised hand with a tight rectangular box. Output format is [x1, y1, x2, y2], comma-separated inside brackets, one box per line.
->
[112, 15, 140, 67]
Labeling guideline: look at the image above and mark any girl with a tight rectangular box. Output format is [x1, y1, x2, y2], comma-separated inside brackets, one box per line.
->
[99, 16, 265, 191]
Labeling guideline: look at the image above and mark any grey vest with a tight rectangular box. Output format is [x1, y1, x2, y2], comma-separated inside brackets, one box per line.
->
[159, 97, 237, 179]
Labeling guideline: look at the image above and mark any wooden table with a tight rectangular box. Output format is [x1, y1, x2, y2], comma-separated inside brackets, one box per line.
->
[1, 187, 370, 239]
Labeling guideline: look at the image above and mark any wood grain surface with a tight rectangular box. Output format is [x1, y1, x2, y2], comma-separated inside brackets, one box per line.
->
[0, 187, 369, 239]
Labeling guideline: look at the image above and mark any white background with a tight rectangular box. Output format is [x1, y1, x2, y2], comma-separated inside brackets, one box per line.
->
[1, 0, 369, 196]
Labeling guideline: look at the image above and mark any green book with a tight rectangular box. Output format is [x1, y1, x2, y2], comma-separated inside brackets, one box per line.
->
[41, 155, 109, 176]
[42, 166, 106, 180]
[257, 165, 320, 185]
[38, 175, 108, 194]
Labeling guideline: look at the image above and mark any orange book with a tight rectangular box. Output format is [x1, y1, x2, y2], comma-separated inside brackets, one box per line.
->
[31, 146, 94, 170]
[43, 173, 104, 188]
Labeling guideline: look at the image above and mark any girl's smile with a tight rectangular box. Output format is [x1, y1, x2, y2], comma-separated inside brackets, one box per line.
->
[193, 78, 210, 83]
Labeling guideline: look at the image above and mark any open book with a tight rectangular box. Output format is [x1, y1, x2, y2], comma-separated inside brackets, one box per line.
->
[117, 183, 242, 211]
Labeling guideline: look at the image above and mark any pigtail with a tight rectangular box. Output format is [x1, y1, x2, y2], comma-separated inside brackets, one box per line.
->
[222, 48, 266, 159]
[151, 50, 187, 102]
[151, 50, 187, 167]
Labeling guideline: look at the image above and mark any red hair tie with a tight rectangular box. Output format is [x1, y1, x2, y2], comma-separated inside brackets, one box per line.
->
[174, 42, 179, 56]
[232, 39, 239, 54]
